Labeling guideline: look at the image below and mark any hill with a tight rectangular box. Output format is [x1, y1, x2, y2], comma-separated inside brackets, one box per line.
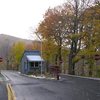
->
[0, 34, 33, 58]
[0, 34, 32, 45]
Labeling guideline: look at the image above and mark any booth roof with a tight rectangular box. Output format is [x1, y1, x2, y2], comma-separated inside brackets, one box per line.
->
[26, 55, 44, 62]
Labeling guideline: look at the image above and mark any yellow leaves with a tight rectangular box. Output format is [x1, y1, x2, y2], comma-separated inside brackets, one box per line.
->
[10, 41, 25, 64]
[83, 3, 100, 27]
[37, 3, 74, 41]
[42, 39, 57, 61]
[82, 3, 100, 53]
[80, 47, 96, 57]
[72, 56, 81, 63]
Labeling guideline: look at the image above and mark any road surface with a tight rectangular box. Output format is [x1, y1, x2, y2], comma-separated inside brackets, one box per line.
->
[2, 70, 100, 100]
[0, 73, 8, 100]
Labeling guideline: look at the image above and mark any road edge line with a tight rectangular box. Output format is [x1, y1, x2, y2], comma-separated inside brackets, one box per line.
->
[60, 74, 100, 81]
[6, 83, 16, 100]
[0, 71, 10, 81]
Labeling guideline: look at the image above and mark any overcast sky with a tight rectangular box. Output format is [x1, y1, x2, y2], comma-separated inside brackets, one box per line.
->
[0, 0, 66, 40]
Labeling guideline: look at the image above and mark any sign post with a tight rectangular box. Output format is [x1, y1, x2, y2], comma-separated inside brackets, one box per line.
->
[50, 65, 60, 80]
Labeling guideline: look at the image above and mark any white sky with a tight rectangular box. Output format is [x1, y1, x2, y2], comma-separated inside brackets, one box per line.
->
[0, 0, 66, 40]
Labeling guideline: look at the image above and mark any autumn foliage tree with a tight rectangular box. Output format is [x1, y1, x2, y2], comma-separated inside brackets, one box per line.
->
[80, 2, 100, 76]
[42, 39, 58, 64]
[9, 42, 25, 70]
[37, 4, 73, 68]
[60, 0, 98, 75]
[37, 0, 100, 75]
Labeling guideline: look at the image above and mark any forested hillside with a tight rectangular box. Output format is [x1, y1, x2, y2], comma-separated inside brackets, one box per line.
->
[0, 34, 40, 70]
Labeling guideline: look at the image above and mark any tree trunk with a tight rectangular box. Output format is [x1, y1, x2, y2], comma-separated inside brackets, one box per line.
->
[57, 37, 62, 72]
[58, 45, 62, 71]
[89, 65, 93, 77]
[68, 41, 76, 75]
[88, 58, 94, 77]
[68, 53, 75, 75]
[68, 0, 79, 75]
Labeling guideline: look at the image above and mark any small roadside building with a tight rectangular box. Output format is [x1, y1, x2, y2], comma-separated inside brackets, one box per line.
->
[20, 50, 44, 74]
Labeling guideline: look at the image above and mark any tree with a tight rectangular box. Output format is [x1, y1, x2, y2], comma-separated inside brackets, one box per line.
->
[9, 42, 25, 70]
[66, 0, 96, 75]
[36, 0, 98, 75]
[42, 39, 58, 64]
[81, 2, 100, 76]
[37, 4, 73, 68]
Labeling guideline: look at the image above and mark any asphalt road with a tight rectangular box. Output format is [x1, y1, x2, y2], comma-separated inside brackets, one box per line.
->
[0, 73, 8, 100]
[1, 70, 100, 100]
